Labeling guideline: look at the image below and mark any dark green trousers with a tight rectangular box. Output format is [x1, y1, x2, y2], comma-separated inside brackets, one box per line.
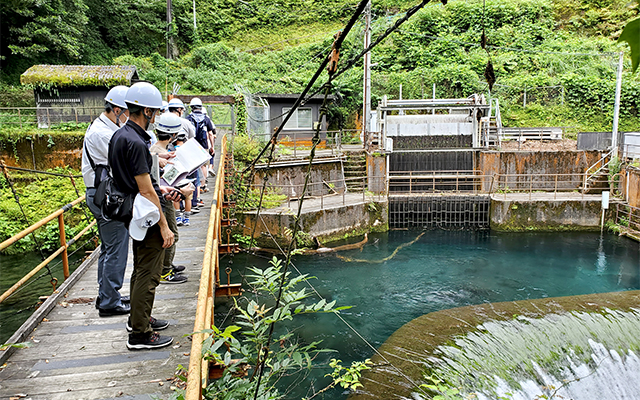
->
[162, 206, 179, 274]
[130, 223, 165, 336]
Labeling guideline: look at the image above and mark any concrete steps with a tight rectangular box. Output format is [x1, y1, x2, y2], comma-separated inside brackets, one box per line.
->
[343, 151, 366, 192]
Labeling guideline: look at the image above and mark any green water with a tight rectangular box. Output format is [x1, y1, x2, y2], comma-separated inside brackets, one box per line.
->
[0, 252, 84, 344]
[226, 230, 640, 399]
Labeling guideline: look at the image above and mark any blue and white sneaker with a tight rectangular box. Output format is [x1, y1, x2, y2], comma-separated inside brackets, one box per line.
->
[176, 212, 184, 226]
[182, 212, 190, 226]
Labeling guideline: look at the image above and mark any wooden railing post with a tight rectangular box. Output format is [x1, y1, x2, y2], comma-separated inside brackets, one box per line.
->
[58, 214, 69, 279]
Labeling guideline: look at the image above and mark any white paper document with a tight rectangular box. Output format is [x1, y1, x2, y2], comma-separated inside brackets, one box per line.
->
[161, 138, 210, 185]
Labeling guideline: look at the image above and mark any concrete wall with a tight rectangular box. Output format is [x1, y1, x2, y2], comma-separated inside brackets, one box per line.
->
[0, 134, 83, 170]
[490, 197, 604, 231]
[253, 159, 344, 198]
[477, 150, 601, 191]
[367, 153, 386, 193]
[242, 200, 388, 248]
[621, 167, 640, 208]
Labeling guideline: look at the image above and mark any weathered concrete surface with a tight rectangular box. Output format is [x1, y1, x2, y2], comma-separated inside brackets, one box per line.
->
[490, 193, 606, 231]
[477, 150, 600, 191]
[621, 166, 640, 208]
[253, 158, 345, 198]
[0, 133, 84, 170]
[366, 153, 386, 194]
[242, 193, 388, 248]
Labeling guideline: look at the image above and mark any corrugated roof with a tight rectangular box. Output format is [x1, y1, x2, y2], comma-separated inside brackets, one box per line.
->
[20, 65, 138, 88]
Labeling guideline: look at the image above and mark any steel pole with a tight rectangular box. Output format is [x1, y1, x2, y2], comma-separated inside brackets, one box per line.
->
[612, 51, 623, 157]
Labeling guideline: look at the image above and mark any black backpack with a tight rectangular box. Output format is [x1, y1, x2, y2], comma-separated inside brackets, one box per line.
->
[187, 114, 209, 149]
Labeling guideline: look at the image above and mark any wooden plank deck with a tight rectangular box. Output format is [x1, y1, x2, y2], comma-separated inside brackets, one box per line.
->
[0, 185, 216, 400]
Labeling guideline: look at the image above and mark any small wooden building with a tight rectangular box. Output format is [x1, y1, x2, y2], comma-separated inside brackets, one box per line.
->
[21, 65, 139, 127]
[256, 93, 334, 142]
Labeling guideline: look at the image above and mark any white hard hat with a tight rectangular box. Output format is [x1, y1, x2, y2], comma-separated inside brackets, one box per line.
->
[189, 97, 203, 107]
[161, 101, 169, 112]
[168, 98, 185, 109]
[124, 82, 163, 109]
[155, 112, 183, 134]
[104, 86, 129, 109]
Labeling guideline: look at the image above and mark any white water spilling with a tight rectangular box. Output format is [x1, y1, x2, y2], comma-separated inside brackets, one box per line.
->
[418, 309, 640, 400]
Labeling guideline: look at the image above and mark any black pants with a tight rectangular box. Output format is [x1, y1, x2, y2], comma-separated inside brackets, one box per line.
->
[130, 224, 165, 336]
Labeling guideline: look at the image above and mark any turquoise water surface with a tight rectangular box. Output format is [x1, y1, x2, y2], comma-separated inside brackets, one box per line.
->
[225, 230, 640, 399]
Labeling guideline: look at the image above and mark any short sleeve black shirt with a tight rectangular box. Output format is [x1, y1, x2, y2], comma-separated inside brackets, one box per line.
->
[108, 119, 163, 200]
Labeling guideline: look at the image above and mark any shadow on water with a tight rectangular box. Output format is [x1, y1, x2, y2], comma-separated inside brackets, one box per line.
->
[221, 230, 640, 399]
[0, 252, 85, 344]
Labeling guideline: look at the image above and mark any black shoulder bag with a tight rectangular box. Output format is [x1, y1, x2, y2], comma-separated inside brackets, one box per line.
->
[85, 141, 134, 223]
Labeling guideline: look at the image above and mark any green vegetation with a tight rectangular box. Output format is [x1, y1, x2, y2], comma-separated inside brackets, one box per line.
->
[169, 256, 359, 400]
[0, 168, 94, 254]
[2, 0, 640, 132]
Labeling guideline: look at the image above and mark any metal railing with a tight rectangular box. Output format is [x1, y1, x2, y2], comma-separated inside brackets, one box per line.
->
[500, 127, 564, 142]
[270, 129, 363, 158]
[0, 195, 97, 303]
[0, 106, 104, 128]
[249, 176, 385, 211]
[615, 203, 640, 239]
[583, 149, 614, 193]
[388, 171, 593, 199]
[186, 134, 228, 399]
[389, 170, 489, 195]
[493, 173, 588, 199]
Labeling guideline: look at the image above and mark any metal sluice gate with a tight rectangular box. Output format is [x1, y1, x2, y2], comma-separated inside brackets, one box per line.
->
[389, 195, 490, 230]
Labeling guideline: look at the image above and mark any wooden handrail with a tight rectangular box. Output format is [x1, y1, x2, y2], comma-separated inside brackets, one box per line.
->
[186, 134, 228, 399]
[0, 218, 96, 303]
[0, 195, 86, 251]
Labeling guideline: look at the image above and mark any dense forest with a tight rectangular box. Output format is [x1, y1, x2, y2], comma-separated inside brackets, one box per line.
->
[1, 0, 640, 131]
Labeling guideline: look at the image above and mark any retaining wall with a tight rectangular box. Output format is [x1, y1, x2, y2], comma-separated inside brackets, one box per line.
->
[476, 150, 601, 191]
[242, 200, 388, 248]
[0, 133, 84, 170]
[252, 159, 344, 197]
[490, 197, 605, 231]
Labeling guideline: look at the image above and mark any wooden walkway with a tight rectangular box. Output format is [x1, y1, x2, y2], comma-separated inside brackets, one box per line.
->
[0, 184, 216, 400]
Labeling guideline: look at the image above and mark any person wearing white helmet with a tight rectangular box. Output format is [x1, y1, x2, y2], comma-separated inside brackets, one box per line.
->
[187, 97, 216, 199]
[160, 100, 169, 114]
[167, 98, 196, 141]
[108, 82, 179, 350]
[82, 85, 131, 318]
[149, 113, 192, 284]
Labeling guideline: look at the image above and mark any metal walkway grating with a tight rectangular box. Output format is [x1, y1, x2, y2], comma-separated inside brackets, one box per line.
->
[389, 195, 490, 230]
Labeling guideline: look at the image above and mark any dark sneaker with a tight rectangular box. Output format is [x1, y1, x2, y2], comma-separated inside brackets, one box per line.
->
[121, 295, 130, 304]
[190, 207, 200, 214]
[160, 271, 188, 284]
[126, 316, 170, 333]
[127, 332, 173, 350]
[171, 264, 186, 273]
[98, 303, 131, 317]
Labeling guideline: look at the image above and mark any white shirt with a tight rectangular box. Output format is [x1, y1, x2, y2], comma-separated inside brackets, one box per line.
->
[81, 113, 119, 188]
[181, 117, 196, 140]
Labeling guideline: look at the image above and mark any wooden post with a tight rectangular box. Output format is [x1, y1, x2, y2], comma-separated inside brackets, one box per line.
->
[58, 214, 69, 279]
[18, 109, 23, 129]
[46, 108, 51, 128]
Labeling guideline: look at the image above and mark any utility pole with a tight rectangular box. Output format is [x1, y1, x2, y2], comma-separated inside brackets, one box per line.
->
[611, 51, 623, 157]
[193, 0, 197, 39]
[362, 0, 371, 146]
[166, 0, 173, 59]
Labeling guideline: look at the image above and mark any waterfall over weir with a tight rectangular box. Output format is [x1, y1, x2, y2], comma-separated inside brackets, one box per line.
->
[351, 291, 640, 400]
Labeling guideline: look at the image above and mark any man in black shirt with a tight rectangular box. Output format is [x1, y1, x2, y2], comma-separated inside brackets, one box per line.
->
[109, 82, 178, 350]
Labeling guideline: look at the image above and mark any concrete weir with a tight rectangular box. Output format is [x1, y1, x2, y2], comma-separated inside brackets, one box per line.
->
[242, 193, 388, 248]
[490, 193, 606, 231]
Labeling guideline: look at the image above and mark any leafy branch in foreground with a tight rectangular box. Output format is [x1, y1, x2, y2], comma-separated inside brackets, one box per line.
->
[169, 256, 355, 400]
